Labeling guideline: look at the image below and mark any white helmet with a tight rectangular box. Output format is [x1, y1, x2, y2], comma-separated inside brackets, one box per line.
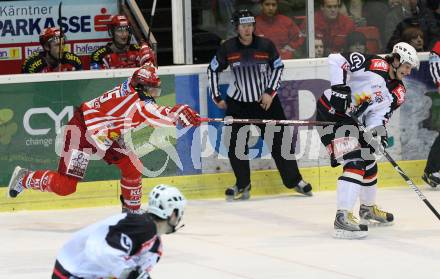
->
[392, 42, 420, 70]
[147, 184, 186, 220]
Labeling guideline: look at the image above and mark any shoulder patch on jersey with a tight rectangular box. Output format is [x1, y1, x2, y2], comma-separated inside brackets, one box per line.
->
[273, 57, 283, 68]
[130, 44, 140, 50]
[349, 52, 365, 71]
[392, 83, 406, 106]
[369, 59, 389, 72]
[209, 56, 219, 71]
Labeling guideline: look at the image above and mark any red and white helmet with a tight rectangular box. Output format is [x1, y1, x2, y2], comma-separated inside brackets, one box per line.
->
[130, 63, 160, 88]
[392, 42, 420, 70]
[108, 15, 131, 33]
[109, 15, 130, 28]
[39, 27, 65, 46]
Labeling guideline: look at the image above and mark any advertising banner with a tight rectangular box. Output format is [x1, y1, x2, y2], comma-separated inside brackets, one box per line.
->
[0, 58, 438, 184]
[0, 0, 118, 74]
[0, 74, 178, 185]
[198, 60, 439, 173]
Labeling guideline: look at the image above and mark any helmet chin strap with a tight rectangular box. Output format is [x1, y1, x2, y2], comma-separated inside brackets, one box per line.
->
[166, 217, 184, 234]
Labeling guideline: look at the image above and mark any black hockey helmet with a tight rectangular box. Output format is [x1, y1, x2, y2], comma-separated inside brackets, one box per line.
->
[230, 9, 256, 27]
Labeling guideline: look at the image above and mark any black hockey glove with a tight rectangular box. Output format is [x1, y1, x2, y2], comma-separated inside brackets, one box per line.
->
[330, 85, 351, 113]
[125, 268, 151, 279]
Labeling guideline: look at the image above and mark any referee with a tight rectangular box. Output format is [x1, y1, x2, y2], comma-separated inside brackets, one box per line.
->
[207, 9, 312, 201]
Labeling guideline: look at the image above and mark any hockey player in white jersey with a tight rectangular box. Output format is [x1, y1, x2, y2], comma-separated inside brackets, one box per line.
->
[316, 42, 419, 239]
[51, 185, 186, 279]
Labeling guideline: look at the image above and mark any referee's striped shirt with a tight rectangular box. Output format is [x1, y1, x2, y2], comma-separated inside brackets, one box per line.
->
[207, 35, 284, 103]
[430, 44, 440, 88]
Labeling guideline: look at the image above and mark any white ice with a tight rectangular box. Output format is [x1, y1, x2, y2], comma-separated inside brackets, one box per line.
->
[1, 187, 440, 279]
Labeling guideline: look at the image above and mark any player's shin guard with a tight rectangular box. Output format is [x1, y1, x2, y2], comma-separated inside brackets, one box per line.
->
[21, 170, 78, 196]
[120, 176, 143, 213]
[334, 163, 367, 239]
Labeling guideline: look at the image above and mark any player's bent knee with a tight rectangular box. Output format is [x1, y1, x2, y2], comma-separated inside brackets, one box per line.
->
[51, 174, 79, 196]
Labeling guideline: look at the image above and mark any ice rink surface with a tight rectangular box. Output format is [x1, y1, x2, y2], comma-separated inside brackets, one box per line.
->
[1, 187, 440, 279]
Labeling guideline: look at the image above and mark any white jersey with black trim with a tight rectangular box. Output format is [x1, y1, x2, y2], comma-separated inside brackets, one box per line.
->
[327, 52, 405, 129]
[56, 213, 161, 278]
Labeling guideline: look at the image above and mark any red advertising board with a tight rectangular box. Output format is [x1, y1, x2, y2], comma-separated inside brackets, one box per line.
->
[0, 0, 119, 74]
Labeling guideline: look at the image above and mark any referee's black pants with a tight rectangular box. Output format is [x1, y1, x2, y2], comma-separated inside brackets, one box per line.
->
[224, 96, 302, 189]
[425, 134, 440, 174]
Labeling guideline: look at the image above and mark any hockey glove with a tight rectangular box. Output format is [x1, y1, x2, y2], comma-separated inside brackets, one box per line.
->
[120, 267, 151, 279]
[139, 43, 156, 66]
[170, 104, 201, 127]
[330, 85, 351, 113]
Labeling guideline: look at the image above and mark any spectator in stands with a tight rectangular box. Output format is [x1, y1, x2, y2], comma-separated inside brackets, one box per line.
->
[22, 27, 82, 73]
[421, 0, 440, 48]
[90, 15, 155, 69]
[315, 35, 325, 57]
[383, 0, 419, 50]
[301, 0, 355, 54]
[255, 0, 305, 59]
[401, 26, 425, 51]
[345, 31, 367, 53]
[386, 0, 440, 52]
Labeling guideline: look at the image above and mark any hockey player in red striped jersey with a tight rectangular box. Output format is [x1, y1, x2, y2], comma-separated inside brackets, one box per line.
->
[7, 63, 201, 213]
[316, 42, 420, 239]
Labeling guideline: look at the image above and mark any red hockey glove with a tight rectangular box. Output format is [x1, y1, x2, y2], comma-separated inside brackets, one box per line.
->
[170, 104, 201, 127]
[139, 44, 156, 66]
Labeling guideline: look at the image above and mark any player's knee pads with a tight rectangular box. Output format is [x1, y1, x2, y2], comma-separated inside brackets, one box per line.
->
[48, 172, 78, 196]
[340, 160, 366, 183]
[363, 161, 378, 186]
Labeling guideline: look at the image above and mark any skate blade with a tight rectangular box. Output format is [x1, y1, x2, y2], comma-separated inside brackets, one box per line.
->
[360, 219, 394, 227]
[333, 229, 368, 239]
[295, 186, 313, 196]
[225, 193, 250, 202]
[7, 166, 23, 198]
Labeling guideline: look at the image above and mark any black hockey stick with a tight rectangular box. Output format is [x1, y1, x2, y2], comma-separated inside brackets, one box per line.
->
[350, 113, 440, 221]
[200, 117, 336, 126]
[146, 0, 157, 47]
[58, 1, 63, 71]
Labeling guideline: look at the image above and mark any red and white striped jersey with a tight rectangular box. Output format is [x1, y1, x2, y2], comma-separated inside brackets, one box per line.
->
[80, 78, 175, 150]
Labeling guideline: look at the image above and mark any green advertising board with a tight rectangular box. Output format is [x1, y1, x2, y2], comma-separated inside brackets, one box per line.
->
[0, 76, 177, 186]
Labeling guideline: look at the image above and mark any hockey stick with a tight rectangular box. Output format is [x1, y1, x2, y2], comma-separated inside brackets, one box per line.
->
[58, 1, 63, 71]
[146, 0, 157, 47]
[349, 113, 440, 221]
[200, 117, 336, 126]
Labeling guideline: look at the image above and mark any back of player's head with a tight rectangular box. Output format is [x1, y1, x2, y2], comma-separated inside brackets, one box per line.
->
[231, 9, 255, 27]
[39, 27, 65, 47]
[147, 184, 186, 221]
[391, 42, 420, 70]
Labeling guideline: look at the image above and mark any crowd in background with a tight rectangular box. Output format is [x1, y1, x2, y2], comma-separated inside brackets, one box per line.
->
[198, 0, 440, 58]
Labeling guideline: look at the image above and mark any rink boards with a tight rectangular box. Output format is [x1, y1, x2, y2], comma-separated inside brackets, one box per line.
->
[0, 55, 437, 211]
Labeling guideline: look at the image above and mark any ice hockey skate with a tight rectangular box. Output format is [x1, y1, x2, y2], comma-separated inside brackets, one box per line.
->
[422, 172, 440, 188]
[7, 166, 29, 198]
[359, 204, 394, 226]
[225, 184, 251, 201]
[333, 209, 368, 239]
[294, 180, 313, 196]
